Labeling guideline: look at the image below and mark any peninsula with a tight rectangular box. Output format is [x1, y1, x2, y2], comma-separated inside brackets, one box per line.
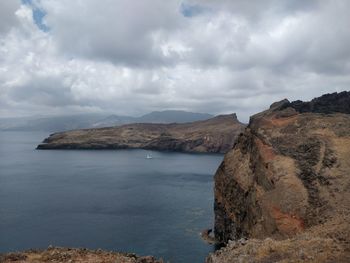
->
[37, 114, 245, 153]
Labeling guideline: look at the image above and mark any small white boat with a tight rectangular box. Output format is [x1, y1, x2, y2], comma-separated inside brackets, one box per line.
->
[146, 154, 153, 159]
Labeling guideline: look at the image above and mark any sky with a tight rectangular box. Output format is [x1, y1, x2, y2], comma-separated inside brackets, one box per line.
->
[0, 0, 349, 122]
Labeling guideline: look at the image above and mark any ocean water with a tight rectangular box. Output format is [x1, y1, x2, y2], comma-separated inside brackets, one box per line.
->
[0, 131, 223, 263]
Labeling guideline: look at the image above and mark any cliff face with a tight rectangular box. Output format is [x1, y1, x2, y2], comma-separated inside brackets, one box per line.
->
[37, 114, 245, 153]
[211, 92, 350, 262]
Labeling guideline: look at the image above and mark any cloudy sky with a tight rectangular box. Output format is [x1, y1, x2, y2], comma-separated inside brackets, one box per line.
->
[0, 0, 349, 121]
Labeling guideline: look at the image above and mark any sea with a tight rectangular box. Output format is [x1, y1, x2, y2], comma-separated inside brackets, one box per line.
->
[0, 131, 223, 263]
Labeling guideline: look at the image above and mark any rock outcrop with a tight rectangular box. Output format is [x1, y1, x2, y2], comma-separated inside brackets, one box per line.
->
[210, 92, 350, 262]
[0, 247, 163, 263]
[37, 114, 245, 153]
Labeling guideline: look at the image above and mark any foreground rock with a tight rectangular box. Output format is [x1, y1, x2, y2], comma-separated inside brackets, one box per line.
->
[37, 114, 245, 153]
[210, 91, 350, 262]
[0, 247, 163, 263]
[206, 235, 346, 263]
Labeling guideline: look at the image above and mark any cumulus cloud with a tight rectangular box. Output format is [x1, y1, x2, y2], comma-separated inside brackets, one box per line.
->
[38, 0, 185, 66]
[0, 0, 350, 121]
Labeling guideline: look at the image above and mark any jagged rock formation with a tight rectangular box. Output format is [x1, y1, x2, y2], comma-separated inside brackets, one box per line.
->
[284, 91, 350, 114]
[210, 92, 350, 262]
[37, 114, 245, 153]
[0, 247, 163, 263]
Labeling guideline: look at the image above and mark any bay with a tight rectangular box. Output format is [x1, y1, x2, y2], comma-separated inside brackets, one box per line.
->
[0, 131, 223, 263]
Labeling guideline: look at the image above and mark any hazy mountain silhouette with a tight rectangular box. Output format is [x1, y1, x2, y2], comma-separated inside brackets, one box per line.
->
[0, 110, 213, 132]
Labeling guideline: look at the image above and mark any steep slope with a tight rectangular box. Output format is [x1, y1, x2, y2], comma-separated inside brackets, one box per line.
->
[37, 114, 245, 153]
[209, 92, 350, 262]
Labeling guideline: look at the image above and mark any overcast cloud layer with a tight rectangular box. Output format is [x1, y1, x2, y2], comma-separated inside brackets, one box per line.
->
[1, 0, 350, 121]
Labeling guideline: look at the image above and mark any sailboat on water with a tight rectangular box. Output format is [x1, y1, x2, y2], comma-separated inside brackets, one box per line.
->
[146, 154, 153, 159]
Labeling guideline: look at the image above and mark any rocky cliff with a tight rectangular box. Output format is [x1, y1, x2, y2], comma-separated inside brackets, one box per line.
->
[209, 91, 350, 262]
[37, 114, 245, 153]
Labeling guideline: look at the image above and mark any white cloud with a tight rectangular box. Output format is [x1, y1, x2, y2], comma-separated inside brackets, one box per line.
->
[38, 0, 184, 66]
[0, 0, 350, 122]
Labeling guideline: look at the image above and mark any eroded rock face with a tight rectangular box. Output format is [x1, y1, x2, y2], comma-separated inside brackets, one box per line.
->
[37, 114, 245, 154]
[212, 92, 350, 262]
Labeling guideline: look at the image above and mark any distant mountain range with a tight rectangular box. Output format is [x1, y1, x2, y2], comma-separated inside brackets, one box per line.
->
[0, 110, 213, 132]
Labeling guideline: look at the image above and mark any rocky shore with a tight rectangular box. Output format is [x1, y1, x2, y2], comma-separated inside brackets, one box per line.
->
[37, 114, 245, 154]
[209, 91, 350, 262]
[0, 247, 163, 263]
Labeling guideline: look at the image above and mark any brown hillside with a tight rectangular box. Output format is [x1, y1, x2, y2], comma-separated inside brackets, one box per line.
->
[37, 114, 245, 153]
[210, 92, 350, 262]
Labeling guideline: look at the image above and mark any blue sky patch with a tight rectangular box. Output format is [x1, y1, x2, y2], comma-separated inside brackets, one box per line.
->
[22, 0, 50, 32]
[180, 2, 206, 17]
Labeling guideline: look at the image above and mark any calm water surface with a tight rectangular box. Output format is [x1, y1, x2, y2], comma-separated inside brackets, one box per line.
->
[0, 131, 223, 263]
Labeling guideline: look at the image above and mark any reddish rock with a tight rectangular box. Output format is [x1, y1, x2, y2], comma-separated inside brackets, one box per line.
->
[211, 92, 350, 262]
